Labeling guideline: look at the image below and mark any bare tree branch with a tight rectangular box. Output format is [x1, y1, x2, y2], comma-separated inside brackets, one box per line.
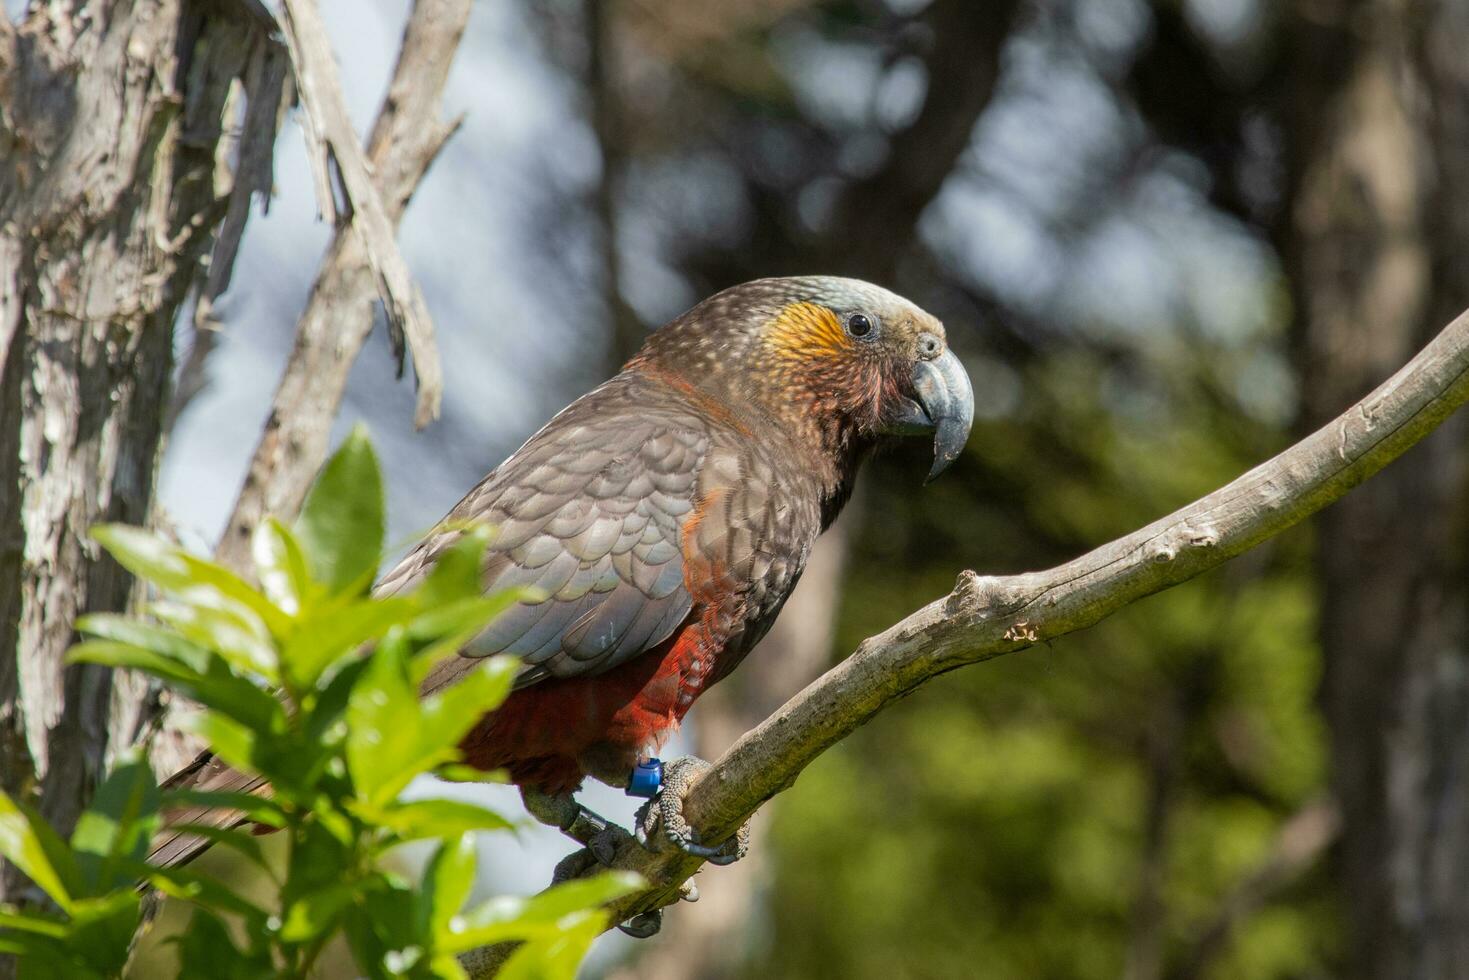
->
[463, 305, 1469, 976]
[278, 0, 445, 429]
[214, 0, 469, 572]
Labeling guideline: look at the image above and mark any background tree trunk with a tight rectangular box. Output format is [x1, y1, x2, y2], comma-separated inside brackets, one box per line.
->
[0, 0, 286, 887]
[1286, 1, 1469, 975]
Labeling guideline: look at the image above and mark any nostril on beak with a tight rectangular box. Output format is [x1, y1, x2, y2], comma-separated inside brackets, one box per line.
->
[918, 333, 941, 359]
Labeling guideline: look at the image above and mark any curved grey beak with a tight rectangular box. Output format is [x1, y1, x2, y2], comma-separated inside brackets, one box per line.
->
[887, 348, 974, 483]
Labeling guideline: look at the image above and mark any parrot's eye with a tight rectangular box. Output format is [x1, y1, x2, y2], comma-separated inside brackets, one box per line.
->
[846, 312, 876, 339]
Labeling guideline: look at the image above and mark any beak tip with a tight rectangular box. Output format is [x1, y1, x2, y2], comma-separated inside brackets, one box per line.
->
[903, 347, 974, 485]
[924, 446, 962, 484]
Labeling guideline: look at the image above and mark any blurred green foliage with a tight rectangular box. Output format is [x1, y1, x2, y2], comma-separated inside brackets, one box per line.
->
[0, 427, 637, 979]
[749, 351, 1337, 979]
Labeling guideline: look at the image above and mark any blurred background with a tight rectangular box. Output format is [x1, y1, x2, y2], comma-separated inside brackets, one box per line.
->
[159, 0, 1469, 977]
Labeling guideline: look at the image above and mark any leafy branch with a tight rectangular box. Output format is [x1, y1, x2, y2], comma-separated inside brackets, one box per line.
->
[0, 429, 636, 980]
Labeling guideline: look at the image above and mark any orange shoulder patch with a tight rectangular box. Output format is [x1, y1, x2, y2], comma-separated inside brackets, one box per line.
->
[764, 301, 849, 361]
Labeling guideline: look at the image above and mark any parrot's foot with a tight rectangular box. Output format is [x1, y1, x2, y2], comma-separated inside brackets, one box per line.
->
[554, 850, 661, 939]
[618, 910, 662, 939]
[520, 787, 630, 867]
[610, 880, 699, 939]
[634, 756, 750, 866]
[553, 848, 698, 940]
[525, 787, 693, 939]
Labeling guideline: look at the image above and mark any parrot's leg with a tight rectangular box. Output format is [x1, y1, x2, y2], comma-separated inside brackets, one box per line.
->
[634, 756, 750, 866]
[519, 786, 630, 867]
[523, 787, 696, 939]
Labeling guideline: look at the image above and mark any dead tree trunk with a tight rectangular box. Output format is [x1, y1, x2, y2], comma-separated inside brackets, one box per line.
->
[0, 0, 287, 875]
[1286, 1, 1469, 974]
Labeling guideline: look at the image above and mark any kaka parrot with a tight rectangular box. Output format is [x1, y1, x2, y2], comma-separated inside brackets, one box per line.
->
[151, 276, 973, 929]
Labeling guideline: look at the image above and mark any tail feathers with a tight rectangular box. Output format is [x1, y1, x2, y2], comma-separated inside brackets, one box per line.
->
[147, 751, 272, 870]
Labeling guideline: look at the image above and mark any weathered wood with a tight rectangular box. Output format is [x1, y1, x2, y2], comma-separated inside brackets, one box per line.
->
[277, 0, 446, 430]
[0, 0, 287, 882]
[214, 0, 469, 574]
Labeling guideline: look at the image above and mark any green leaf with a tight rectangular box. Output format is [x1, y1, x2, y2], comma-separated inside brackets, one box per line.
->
[179, 557, 294, 640]
[172, 907, 273, 980]
[159, 790, 286, 830]
[280, 883, 356, 942]
[146, 865, 271, 926]
[503, 872, 644, 924]
[421, 836, 476, 943]
[253, 518, 314, 617]
[150, 595, 277, 683]
[66, 639, 206, 694]
[301, 655, 372, 746]
[296, 424, 384, 595]
[345, 638, 424, 807]
[74, 614, 210, 670]
[89, 524, 193, 590]
[165, 823, 274, 875]
[0, 792, 80, 911]
[417, 526, 493, 605]
[433, 764, 509, 785]
[280, 596, 419, 691]
[67, 640, 284, 734]
[0, 934, 53, 958]
[0, 909, 69, 938]
[375, 798, 515, 843]
[280, 818, 356, 914]
[176, 712, 326, 801]
[348, 649, 518, 808]
[496, 912, 604, 980]
[70, 749, 160, 894]
[440, 871, 643, 953]
[341, 883, 424, 980]
[407, 594, 529, 688]
[2, 936, 73, 978]
[63, 891, 142, 976]
[426, 954, 471, 980]
[177, 713, 258, 780]
[421, 656, 518, 752]
[90, 525, 291, 638]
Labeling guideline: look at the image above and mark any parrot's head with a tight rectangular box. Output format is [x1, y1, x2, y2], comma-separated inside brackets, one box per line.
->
[637, 276, 974, 483]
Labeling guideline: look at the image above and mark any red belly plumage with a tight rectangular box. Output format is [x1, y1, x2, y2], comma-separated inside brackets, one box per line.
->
[459, 618, 719, 795]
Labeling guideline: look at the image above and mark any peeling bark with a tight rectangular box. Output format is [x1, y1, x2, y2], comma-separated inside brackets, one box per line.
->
[0, 0, 286, 881]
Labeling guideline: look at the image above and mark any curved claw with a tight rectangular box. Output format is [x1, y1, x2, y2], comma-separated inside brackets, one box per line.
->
[676, 833, 743, 866]
[633, 756, 751, 866]
[618, 909, 661, 939]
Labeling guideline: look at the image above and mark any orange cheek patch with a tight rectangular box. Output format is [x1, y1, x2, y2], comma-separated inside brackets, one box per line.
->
[765, 301, 850, 361]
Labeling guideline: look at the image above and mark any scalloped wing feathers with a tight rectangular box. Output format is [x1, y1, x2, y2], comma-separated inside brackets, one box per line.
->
[377, 370, 813, 697]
